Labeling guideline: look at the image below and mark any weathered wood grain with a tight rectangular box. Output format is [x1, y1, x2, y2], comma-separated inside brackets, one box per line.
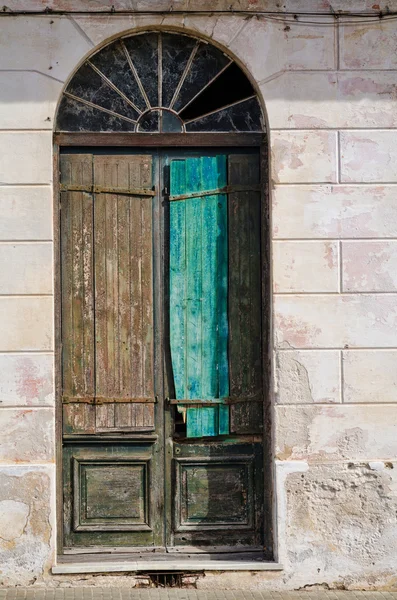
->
[61, 154, 155, 434]
[228, 154, 263, 435]
[169, 156, 230, 438]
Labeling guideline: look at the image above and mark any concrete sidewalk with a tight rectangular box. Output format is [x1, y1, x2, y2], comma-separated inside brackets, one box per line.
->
[0, 590, 397, 600]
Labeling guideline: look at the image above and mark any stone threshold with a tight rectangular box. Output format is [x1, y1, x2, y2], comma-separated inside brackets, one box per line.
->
[52, 560, 283, 574]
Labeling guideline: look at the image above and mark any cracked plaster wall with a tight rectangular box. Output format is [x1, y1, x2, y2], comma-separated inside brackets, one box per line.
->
[1, 0, 397, 589]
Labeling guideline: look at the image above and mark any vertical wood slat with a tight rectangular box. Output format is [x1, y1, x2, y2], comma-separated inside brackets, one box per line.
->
[228, 154, 263, 434]
[61, 154, 155, 434]
[94, 155, 154, 432]
[61, 154, 96, 434]
[169, 156, 229, 438]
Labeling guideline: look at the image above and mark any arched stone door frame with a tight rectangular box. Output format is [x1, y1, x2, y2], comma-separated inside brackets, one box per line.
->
[53, 27, 273, 563]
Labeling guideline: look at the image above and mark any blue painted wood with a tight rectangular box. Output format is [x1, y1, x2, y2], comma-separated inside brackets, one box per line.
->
[170, 160, 187, 401]
[169, 155, 230, 438]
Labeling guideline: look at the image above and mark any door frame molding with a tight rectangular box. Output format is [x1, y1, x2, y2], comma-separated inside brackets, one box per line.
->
[53, 131, 273, 559]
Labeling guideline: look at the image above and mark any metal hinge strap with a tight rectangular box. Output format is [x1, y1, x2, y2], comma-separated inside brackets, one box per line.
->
[169, 184, 261, 202]
[62, 396, 158, 405]
[167, 394, 262, 405]
[60, 184, 156, 197]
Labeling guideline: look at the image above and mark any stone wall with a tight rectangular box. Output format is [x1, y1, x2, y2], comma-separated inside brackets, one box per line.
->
[1, 0, 397, 589]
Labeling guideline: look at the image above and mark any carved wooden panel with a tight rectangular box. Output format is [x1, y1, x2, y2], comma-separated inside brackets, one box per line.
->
[175, 459, 253, 530]
[73, 458, 150, 531]
[171, 441, 264, 548]
[63, 444, 160, 548]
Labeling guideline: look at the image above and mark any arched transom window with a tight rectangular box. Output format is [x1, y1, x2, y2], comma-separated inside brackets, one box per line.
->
[56, 31, 263, 133]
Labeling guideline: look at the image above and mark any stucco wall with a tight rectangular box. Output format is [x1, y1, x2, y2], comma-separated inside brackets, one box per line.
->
[1, 0, 397, 589]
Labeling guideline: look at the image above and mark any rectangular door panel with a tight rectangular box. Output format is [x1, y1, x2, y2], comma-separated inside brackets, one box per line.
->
[63, 443, 161, 548]
[171, 441, 263, 548]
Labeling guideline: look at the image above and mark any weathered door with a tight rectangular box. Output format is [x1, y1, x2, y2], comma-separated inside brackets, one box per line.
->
[165, 152, 264, 550]
[61, 153, 163, 549]
[60, 149, 264, 553]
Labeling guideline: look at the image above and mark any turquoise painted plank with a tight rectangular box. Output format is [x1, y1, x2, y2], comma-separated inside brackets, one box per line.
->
[201, 157, 219, 401]
[186, 158, 202, 400]
[170, 160, 187, 400]
[218, 404, 229, 435]
[169, 155, 229, 437]
[186, 404, 202, 438]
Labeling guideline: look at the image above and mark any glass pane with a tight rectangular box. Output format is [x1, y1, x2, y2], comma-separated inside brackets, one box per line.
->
[161, 33, 197, 108]
[65, 62, 139, 121]
[161, 110, 183, 132]
[137, 110, 160, 132]
[57, 96, 136, 132]
[173, 43, 230, 113]
[179, 62, 255, 122]
[90, 41, 147, 113]
[123, 33, 159, 108]
[185, 96, 262, 132]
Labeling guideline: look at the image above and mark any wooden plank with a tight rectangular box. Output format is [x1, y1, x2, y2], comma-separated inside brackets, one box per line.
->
[185, 159, 202, 401]
[228, 154, 263, 435]
[169, 160, 187, 401]
[93, 155, 155, 432]
[216, 155, 229, 400]
[60, 154, 95, 436]
[55, 132, 264, 147]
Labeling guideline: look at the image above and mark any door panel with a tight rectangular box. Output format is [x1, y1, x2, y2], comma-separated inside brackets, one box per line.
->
[167, 153, 264, 549]
[171, 441, 263, 548]
[63, 443, 160, 548]
[61, 153, 162, 549]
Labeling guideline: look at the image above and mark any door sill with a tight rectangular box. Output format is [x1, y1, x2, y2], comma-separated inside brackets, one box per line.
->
[53, 553, 283, 573]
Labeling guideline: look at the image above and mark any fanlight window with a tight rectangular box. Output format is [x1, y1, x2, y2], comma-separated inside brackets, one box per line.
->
[56, 31, 263, 133]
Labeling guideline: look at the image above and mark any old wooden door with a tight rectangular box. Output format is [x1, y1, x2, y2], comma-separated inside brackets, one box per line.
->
[165, 151, 264, 550]
[60, 149, 264, 553]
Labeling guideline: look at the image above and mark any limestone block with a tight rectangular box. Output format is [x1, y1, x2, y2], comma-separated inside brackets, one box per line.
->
[275, 404, 397, 461]
[0, 354, 54, 406]
[0, 465, 54, 586]
[0, 187, 52, 241]
[0, 409, 54, 463]
[0, 243, 52, 294]
[0, 17, 93, 82]
[343, 350, 397, 403]
[273, 241, 338, 293]
[273, 184, 397, 240]
[0, 298, 53, 351]
[340, 19, 397, 70]
[0, 72, 62, 130]
[343, 241, 397, 292]
[262, 71, 397, 129]
[278, 461, 397, 587]
[0, 133, 52, 185]
[275, 294, 397, 348]
[73, 14, 245, 48]
[341, 131, 397, 183]
[229, 17, 335, 83]
[275, 350, 340, 404]
[71, 15, 138, 45]
[271, 131, 337, 184]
